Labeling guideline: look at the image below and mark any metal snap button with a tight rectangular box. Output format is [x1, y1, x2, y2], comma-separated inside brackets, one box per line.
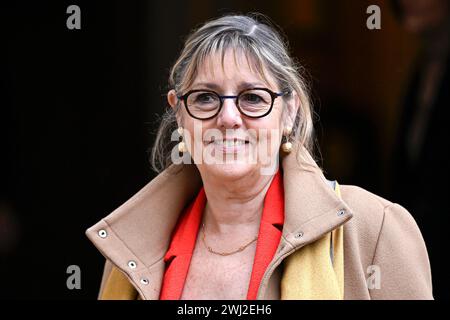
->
[337, 209, 346, 216]
[98, 229, 108, 238]
[295, 231, 304, 238]
[127, 260, 137, 269]
[140, 277, 149, 285]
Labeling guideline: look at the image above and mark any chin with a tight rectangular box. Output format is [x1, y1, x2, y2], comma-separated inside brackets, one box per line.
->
[202, 162, 258, 180]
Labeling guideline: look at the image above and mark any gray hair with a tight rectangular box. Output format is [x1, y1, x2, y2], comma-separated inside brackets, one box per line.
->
[150, 13, 315, 173]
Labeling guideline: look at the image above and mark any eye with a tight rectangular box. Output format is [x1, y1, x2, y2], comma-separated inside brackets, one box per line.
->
[241, 93, 263, 104]
[195, 92, 218, 104]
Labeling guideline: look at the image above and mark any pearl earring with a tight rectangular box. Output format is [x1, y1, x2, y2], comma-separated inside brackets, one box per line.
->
[281, 127, 292, 153]
[177, 127, 187, 153]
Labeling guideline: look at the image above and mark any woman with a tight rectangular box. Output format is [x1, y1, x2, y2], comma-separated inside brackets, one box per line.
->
[86, 14, 433, 300]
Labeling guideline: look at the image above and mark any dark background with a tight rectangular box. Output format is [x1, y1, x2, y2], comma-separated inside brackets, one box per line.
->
[1, 0, 447, 299]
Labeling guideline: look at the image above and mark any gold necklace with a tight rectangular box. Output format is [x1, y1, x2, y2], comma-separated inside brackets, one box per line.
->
[201, 222, 258, 256]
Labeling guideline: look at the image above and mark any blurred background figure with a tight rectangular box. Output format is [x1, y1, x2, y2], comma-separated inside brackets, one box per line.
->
[390, 0, 450, 299]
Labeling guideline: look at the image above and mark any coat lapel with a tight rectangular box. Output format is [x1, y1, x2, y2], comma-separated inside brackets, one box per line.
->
[159, 187, 206, 299]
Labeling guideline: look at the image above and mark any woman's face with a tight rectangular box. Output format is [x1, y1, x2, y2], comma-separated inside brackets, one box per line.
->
[168, 49, 298, 180]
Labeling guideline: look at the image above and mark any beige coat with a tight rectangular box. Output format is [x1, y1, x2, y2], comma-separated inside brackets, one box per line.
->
[85, 146, 433, 299]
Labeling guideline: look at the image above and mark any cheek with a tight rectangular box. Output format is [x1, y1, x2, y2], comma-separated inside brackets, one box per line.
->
[245, 108, 284, 140]
[245, 119, 283, 159]
[179, 115, 198, 150]
[182, 118, 216, 158]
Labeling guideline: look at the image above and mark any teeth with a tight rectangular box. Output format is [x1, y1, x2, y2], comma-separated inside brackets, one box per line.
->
[213, 140, 246, 147]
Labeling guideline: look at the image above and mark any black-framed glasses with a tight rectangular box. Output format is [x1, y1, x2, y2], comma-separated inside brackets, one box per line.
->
[177, 87, 289, 120]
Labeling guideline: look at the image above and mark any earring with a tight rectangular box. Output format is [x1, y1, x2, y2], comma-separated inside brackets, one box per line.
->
[177, 127, 187, 153]
[281, 127, 292, 153]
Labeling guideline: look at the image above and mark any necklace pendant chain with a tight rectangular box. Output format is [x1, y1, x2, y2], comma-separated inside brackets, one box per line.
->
[201, 223, 258, 256]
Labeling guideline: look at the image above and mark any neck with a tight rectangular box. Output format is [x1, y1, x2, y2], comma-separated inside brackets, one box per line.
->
[199, 168, 277, 237]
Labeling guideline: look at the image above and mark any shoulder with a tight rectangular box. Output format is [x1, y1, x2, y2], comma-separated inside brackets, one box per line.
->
[338, 184, 433, 299]
[339, 184, 391, 214]
[338, 183, 422, 251]
[338, 184, 392, 243]
[338, 184, 422, 240]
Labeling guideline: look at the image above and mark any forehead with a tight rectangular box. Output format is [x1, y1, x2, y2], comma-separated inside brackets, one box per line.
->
[190, 48, 279, 91]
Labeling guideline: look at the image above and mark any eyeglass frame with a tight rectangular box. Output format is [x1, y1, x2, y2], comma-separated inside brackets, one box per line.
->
[176, 87, 290, 120]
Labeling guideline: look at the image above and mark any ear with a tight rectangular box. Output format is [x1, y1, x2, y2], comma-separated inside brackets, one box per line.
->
[167, 89, 178, 109]
[283, 91, 300, 129]
[167, 89, 184, 127]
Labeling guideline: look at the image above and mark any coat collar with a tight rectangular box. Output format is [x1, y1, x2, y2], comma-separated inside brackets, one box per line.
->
[86, 143, 354, 299]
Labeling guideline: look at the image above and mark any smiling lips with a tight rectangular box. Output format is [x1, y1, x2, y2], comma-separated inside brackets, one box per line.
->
[207, 138, 249, 153]
[208, 138, 249, 148]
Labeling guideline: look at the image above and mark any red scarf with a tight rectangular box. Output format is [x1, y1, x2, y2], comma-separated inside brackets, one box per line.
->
[159, 170, 284, 300]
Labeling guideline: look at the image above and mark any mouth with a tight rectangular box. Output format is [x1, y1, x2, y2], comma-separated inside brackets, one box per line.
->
[206, 138, 250, 147]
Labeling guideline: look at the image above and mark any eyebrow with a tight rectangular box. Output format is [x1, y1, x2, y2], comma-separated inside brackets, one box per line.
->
[191, 81, 269, 92]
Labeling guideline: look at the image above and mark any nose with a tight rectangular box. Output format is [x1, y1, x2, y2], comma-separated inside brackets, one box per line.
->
[216, 98, 243, 129]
